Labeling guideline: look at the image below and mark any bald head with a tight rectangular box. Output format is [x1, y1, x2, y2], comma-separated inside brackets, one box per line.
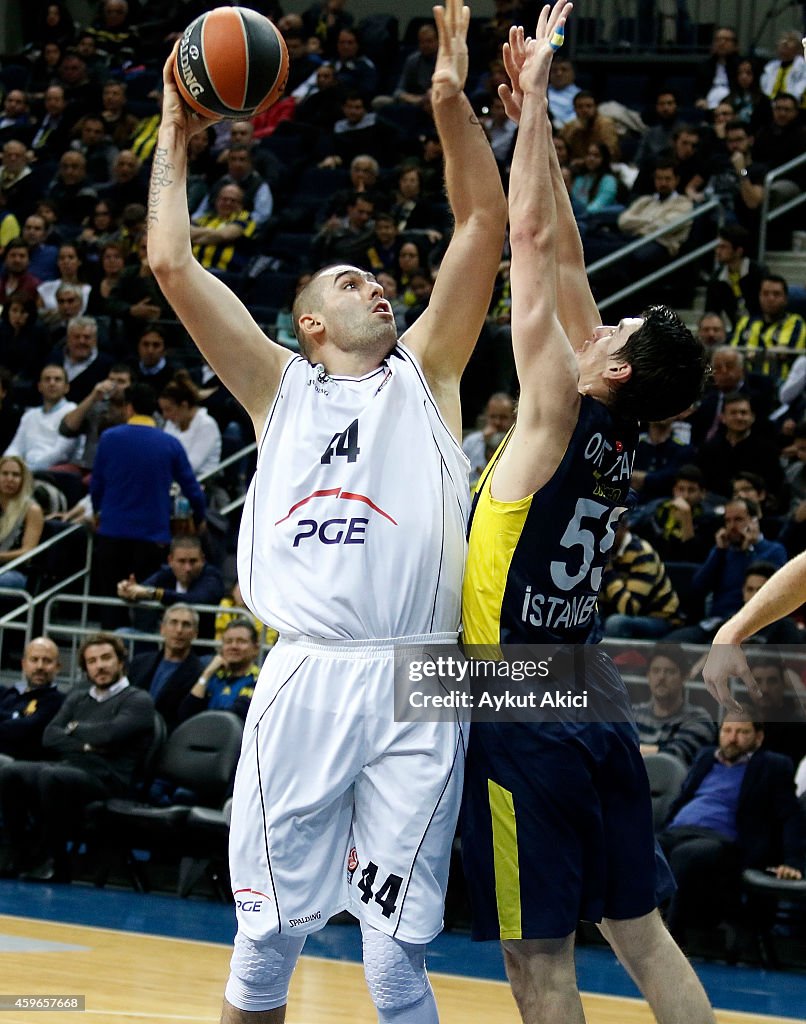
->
[22, 637, 61, 689]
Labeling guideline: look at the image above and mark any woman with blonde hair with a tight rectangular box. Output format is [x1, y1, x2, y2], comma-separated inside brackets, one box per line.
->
[158, 370, 222, 479]
[0, 456, 44, 590]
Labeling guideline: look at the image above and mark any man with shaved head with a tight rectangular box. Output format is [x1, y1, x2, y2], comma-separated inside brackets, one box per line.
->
[147, 2, 506, 1019]
[0, 637, 64, 763]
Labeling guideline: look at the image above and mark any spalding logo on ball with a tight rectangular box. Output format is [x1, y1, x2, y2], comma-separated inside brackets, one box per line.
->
[174, 6, 289, 119]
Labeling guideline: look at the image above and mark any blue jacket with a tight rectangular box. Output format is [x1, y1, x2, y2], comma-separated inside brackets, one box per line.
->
[665, 745, 806, 871]
[91, 417, 206, 544]
[143, 563, 225, 608]
[692, 538, 787, 620]
[0, 683, 64, 760]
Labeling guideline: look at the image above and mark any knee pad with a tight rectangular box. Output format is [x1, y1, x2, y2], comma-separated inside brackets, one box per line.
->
[224, 930, 305, 1013]
[361, 924, 438, 1023]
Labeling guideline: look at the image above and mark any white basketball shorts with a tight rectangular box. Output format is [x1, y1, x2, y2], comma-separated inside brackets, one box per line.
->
[229, 634, 466, 945]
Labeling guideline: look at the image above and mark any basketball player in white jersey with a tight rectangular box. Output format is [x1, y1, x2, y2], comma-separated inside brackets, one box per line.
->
[147, 3, 506, 1022]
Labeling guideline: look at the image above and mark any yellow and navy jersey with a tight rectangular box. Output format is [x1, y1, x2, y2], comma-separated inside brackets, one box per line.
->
[731, 312, 806, 377]
[463, 396, 637, 647]
[191, 211, 256, 272]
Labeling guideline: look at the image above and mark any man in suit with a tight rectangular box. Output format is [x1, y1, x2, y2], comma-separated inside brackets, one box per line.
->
[696, 391, 784, 500]
[53, 317, 114, 404]
[128, 604, 202, 733]
[688, 346, 776, 446]
[659, 713, 806, 944]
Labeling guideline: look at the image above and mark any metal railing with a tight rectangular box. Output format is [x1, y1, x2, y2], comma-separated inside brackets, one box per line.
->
[0, 435, 259, 663]
[0, 523, 91, 664]
[587, 197, 722, 313]
[197, 441, 256, 488]
[734, 343, 804, 381]
[757, 150, 806, 265]
[42, 594, 275, 683]
[601, 636, 806, 710]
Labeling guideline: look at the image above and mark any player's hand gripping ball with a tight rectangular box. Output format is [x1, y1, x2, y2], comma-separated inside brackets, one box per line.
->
[173, 6, 289, 119]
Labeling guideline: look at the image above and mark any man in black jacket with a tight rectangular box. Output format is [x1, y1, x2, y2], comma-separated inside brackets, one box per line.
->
[129, 604, 202, 732]
[0, 633, 154, 882]
[0, 637, 64, 762]
[705, 225, 765, 330]
[659, 713, 806, 943]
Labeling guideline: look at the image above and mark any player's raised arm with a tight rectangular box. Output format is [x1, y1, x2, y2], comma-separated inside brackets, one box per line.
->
[504, 6, 579, 434]
[499, 10, 598, 350]
[147, 45, 291, 436]
[404, 0, 507, 436]
[702, 551, 806, 708]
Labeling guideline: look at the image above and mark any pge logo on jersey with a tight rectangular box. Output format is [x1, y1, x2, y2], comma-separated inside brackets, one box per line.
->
[275, 487, 398, 548]
[294, 517, 368, 547]
[234, 888, 272, 913]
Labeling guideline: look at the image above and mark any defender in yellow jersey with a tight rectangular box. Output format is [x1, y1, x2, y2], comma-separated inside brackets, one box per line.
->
[460, 9, 715, 1024]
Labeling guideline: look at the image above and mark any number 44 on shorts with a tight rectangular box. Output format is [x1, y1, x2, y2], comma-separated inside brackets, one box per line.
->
[349, 850, 403, 919]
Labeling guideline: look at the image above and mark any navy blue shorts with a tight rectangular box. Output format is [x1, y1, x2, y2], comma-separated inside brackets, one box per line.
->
[460, 653, 675, 941]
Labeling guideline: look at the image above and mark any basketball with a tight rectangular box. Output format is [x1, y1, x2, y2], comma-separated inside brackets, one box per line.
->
[173, 6, 289, 120]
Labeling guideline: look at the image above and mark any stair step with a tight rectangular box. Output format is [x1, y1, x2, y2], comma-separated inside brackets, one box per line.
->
[765, 250, 803, 280]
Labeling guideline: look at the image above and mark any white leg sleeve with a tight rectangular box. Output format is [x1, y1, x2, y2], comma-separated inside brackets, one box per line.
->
[225, 930, 306, 1012]
[361, 923, 439, 1024]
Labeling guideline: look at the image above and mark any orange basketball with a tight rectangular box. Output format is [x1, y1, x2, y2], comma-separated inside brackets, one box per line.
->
[173, 6, 289, 119]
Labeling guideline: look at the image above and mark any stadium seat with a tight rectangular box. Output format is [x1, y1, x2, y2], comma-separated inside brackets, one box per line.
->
[644, 752, 687, 829]
[246, 269, 299, 308]
[177, 796, 233, 899]
[90, 711, 243, 892]
[265, 232, 314, 271]
[740, 869, 806, 966]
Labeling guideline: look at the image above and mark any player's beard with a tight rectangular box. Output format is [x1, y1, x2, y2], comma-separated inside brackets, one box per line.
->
[351, 314, 398, 359]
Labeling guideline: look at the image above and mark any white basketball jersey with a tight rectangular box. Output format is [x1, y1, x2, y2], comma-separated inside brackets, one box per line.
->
[237, 344, 470, 639]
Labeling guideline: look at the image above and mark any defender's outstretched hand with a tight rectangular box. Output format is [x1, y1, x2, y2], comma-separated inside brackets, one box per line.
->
[499, 1, 573, 123]
[432, 0, 470, 100]
[701, 643, 756, 713]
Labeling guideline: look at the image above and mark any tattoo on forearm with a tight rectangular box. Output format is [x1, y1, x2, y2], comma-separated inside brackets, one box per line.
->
[147, 146, 175, 227]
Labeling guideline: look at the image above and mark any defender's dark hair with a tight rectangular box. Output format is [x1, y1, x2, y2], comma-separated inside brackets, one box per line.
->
[609, 305, 709, 422]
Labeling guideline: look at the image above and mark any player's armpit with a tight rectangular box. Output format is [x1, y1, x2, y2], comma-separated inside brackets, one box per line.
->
[404, 215, 503, 439]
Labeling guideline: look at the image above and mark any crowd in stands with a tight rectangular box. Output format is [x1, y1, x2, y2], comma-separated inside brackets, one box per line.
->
[0, 0, 805, 957]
